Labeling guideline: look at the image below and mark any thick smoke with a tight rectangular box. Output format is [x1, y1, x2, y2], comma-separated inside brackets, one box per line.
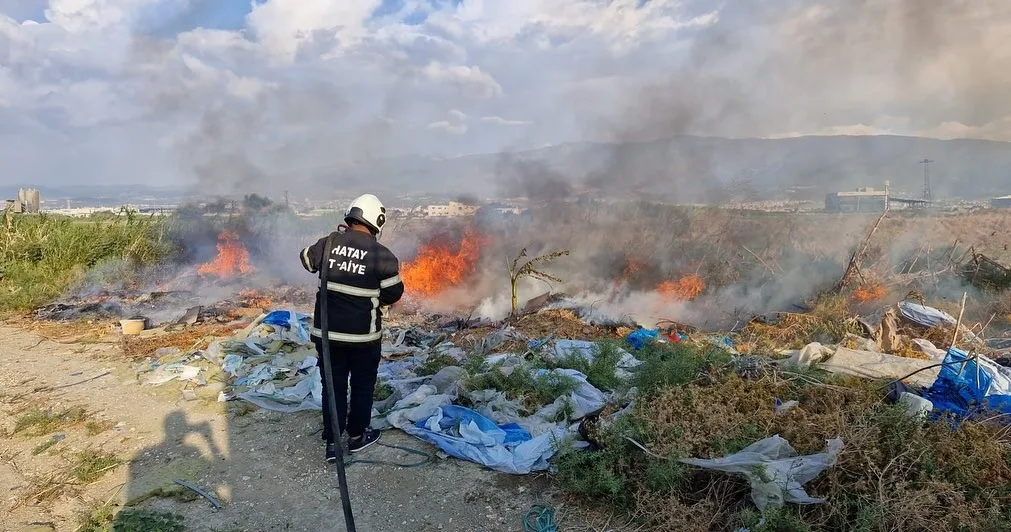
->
[562, 1, 1011, 201]
[495, 154, 573, 201]
[45, 1, 1009, 325]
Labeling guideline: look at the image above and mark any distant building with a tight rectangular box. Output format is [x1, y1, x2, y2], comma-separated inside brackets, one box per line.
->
[825, 184, 890, 213]
[424, 201, 480, 217]
[18, 188, 40, 213]
[991, 195, 1011, 209]
[4, 188, 40, 213]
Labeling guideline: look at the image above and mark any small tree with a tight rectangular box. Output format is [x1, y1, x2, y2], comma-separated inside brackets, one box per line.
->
[507, 248, 570, 315]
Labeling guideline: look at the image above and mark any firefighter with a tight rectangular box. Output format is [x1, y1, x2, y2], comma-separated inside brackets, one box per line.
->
[299, 193, 404, 461]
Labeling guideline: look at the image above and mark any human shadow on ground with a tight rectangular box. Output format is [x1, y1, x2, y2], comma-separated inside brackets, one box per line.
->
[117, 410, 227, 520]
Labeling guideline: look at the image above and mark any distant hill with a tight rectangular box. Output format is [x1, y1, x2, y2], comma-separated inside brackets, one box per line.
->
[295, 135, 1011, 202]
[8, 135, 1011, 203]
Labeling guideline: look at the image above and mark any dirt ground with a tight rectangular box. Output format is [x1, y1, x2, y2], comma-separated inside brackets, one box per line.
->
[0, 325, 616, 532]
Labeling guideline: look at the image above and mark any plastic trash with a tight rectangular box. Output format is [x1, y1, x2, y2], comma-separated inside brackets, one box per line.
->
[402, 405, 566, 474]
[142, 364, 202, 385]
[626, 328, 659, 350]
[898, 392, 933, 419]
[261, 310, 311, 342]
[383, 385, 454, 429]
[784, 344, 941, 388]
[681, 435, 843, 509]
[536, 368, 607, 420]
[925, 347, 1011, 419]
[897, 301, 956, 328]
[774, 398, 799, 414]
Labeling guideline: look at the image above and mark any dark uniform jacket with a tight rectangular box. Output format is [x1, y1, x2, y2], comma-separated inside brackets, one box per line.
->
[300, 228, 404, 344]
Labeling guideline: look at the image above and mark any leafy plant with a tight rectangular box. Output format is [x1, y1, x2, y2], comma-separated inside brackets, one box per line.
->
[507, 247, 569, 315]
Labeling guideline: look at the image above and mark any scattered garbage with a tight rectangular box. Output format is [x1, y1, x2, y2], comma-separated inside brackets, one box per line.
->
[898, 301, 956, 329]
[898, 392, 933, 419]
[141, 363, 202, 386]
[783, 343, 941, 388]
[681, 435, 844, 510]
[926, 347, 1011, 418]
[401, 405, 565, 475]
[122, 286, 1011, 498]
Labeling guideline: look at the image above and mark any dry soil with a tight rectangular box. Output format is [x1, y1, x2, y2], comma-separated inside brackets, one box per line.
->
[0, 325, 610, 532]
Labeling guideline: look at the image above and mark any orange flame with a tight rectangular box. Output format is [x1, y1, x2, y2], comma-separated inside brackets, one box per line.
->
[657, 274, 706, 301]
[852, 283, 887, 303]
[197, 230, 252, 278]
[237, 289, 272, 309]
[401, 228, 483, 297]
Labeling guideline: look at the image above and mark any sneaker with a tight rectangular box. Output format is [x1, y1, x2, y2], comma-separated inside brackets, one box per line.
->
[325, 442, 337, 463]
[348, 428, 381, 453]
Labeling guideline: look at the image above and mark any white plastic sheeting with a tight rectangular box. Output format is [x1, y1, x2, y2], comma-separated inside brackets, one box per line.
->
[402, 404, 568, 475]
[681, 435, 844, 509]
[783, 343, 940, 388]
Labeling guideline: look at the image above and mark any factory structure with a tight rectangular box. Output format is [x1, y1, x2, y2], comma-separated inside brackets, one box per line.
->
[421, 201, 481, 217]
[825, 183, 890, 213]
[992, 196, 1011, 209]
[4, 188, 41, 213]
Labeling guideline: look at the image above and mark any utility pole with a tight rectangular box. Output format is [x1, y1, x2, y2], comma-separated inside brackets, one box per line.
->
[919, 158, 933, 202]
[284, 190, 289, 208]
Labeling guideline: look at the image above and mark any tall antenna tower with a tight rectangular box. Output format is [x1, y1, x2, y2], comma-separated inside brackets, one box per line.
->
[919, 158, 933, 202]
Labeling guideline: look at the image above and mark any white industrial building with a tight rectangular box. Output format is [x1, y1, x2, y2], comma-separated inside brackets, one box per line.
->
[4, 188, 41, 213]
[423, 201, 480, 217]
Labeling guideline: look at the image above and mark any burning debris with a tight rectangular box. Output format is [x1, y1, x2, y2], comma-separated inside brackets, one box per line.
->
[197, 230, 252, 278]
[657, 273, 706, 302]
[401, 227, 484, 297]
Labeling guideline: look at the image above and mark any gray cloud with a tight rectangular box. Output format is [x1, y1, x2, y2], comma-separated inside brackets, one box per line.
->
[1, 0, 1009, 193]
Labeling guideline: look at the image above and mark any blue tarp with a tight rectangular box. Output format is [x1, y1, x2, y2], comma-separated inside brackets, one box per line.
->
[402, 405, 564, 474]
[925, 348, 1011, 418]
[626, 328, 659, 350]
[261, 310, 311, 342]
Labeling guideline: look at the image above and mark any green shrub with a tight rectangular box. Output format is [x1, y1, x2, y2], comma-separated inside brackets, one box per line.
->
[0, 210, 172, 310]
[552, 340, 625, 391]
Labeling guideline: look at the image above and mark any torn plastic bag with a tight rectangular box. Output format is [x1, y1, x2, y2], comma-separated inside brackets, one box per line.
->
[626, 328, 659, 350]
[260, 310, 311, 342]
[402, 405, 566, 474]
[142, 363, 202, 385]
[236, 367, 323, 413]
[382, 385, 453, 429]
[467, 389, 526, 425]
[681, 435, 843, 509]
[925, 347, 1011, 419]
[533, 368, 608, 420]
[784, 344, 940, 388]
[898, 301, 956, 328]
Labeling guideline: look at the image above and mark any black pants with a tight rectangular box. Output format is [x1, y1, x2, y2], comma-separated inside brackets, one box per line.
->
[311, 337, 382, 442]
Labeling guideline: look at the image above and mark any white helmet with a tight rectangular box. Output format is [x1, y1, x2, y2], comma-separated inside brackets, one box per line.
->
[344, 194, 387, 237]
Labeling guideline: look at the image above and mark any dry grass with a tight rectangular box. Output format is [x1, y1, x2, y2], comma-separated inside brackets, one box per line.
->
[554, 340, 1011, 531]
[741, 295, 862, 351]
[512, 309, 624, 340]
[119, 322, 248, 360]
[10, 449, 121, 510]
[4, 316, 114, 343]
[9, 406, 90, 437]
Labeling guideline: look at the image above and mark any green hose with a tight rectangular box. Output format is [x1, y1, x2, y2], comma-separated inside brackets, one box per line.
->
[523, 505, 559, 532]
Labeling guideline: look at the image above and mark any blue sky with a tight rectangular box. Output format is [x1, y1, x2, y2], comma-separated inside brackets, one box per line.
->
[0, 0, 1007, 189]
